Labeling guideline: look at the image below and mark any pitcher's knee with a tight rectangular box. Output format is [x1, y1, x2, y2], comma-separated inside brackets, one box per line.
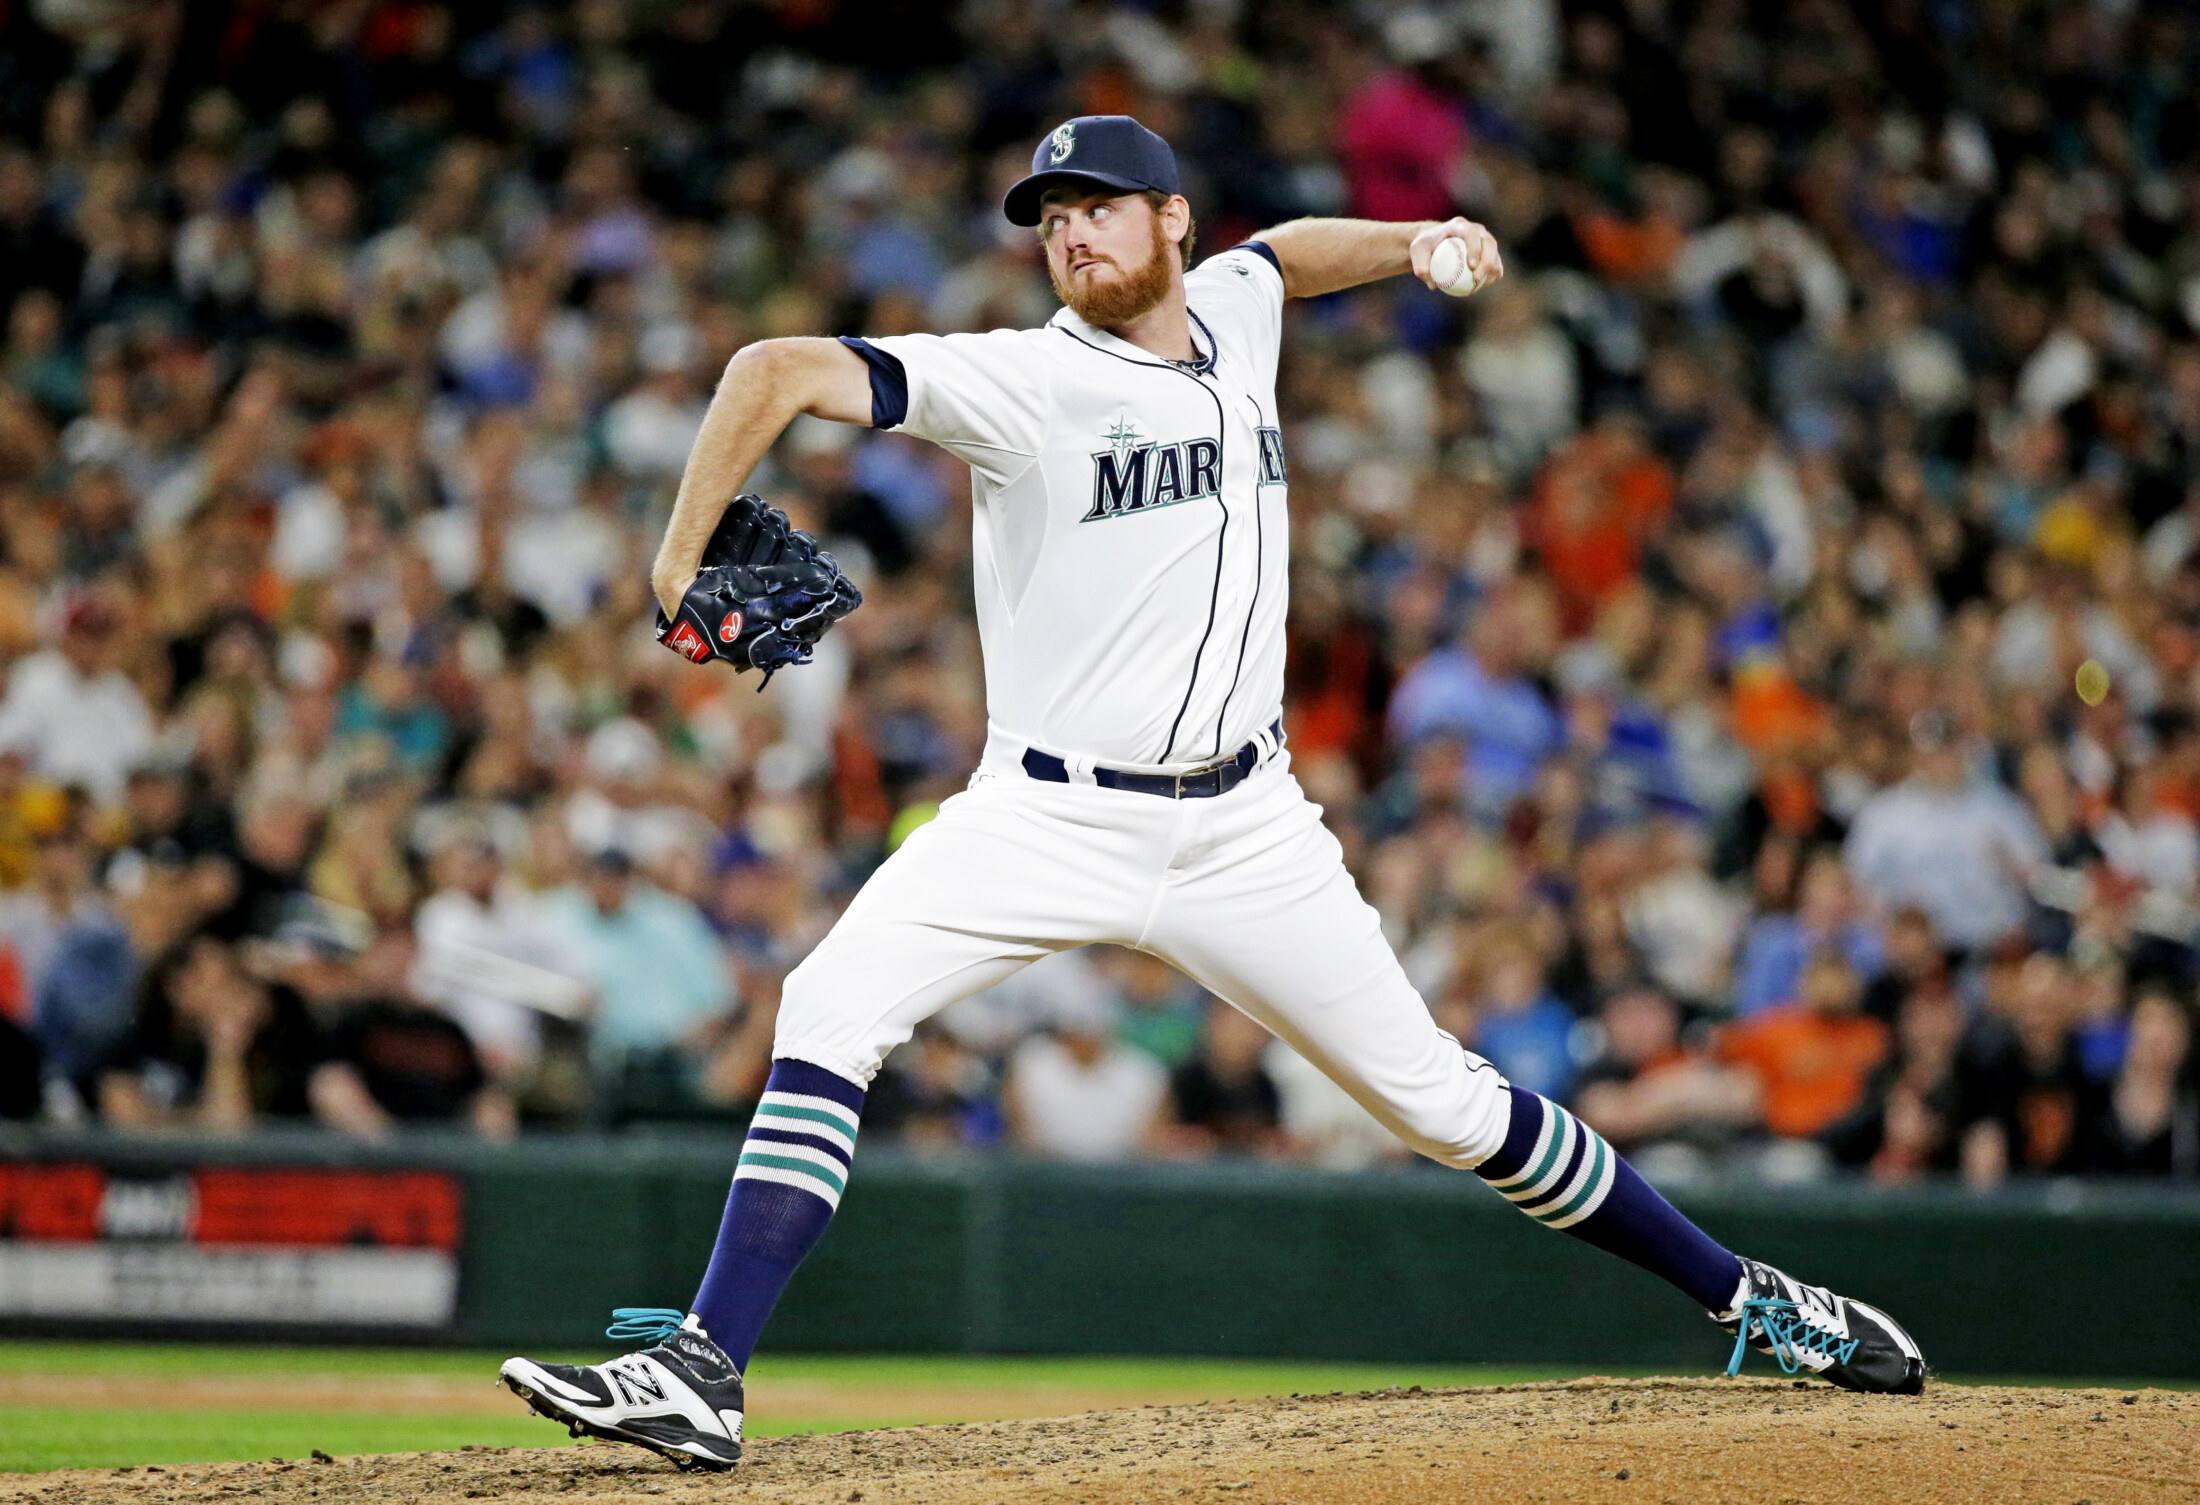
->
[1385, 1055, 1514, 1169]
[771, 949, 892, 1087]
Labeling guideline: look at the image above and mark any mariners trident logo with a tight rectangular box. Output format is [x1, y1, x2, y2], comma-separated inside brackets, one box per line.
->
[1084, 415, 1220, 522]
[1048, 122, 1076, 164]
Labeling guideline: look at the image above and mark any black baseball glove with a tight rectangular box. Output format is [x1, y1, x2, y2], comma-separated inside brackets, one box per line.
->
[654, 495, 862, 684]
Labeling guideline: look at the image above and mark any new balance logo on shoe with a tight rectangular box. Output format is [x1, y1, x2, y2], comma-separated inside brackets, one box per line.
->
[610, 1362, 667, 1407]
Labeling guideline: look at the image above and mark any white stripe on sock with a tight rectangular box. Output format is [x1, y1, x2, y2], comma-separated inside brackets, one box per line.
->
[1500, 1109, 1580, 1205]
[742, 1138, 848, 1178]
[758, 1088, 862, 1128]
[733, 1160, 845, 1210]
[1483, 1097, 1556, 1190]
[1536, 1123, 1617, 1229]
[1543, 1146, 1617, 1230]
[1511, 1105, 1591, 1214]
[754, 1092, 860, 1154]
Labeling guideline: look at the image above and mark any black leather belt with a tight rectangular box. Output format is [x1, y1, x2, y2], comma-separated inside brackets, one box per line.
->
[1021, 721, 1281, 800]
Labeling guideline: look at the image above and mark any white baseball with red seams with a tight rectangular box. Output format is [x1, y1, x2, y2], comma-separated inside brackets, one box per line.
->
[1428, 235, 1488, 297]
[770, 242, 1517, 1171]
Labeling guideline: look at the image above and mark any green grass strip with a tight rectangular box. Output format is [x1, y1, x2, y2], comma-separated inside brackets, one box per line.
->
[0, 1407, 576, 1474]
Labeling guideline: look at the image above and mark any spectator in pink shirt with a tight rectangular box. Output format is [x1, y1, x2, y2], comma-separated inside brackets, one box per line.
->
[1335, 15, 1467, 224]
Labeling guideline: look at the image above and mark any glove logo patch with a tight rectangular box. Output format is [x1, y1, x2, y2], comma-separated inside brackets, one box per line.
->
[655, 494, 861, 683]
[666, 619, 711, 663]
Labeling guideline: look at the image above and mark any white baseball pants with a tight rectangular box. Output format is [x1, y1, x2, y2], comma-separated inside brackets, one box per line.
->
[775, 754, 1513, 1168]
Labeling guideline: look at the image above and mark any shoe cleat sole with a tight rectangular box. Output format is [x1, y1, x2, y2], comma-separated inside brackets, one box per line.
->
[499, 1372, 741, 1473]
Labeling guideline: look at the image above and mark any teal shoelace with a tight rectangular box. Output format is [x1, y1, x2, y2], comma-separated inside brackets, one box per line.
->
[607, 1307, 687, 1344]
[1726, 1297, 1862, 1377]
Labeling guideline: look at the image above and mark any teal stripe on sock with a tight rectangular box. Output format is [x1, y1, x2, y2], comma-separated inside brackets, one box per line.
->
[738, 1150, 847, 1194]
[755, 1103, 860, 1137]
[1507, 1104, 1570, 1195]
[1513, 1108, 1591, 1212]
[1535, 1130, 1611, 1225]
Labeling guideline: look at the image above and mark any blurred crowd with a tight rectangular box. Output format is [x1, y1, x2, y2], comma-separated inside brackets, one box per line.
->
[0, 0, 2196, 1188]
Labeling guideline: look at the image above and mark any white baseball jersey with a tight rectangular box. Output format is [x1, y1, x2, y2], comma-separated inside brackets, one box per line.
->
[855, 242, 1292, 773]
[778, 238, 1513, 1180]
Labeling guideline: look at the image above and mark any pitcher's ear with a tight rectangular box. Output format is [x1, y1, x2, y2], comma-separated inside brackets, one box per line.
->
[1163, 193, 1196, 266]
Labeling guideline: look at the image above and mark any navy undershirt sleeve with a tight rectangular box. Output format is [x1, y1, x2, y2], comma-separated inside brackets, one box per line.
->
[1232, 239, 1283, 278]
[837, 336, 908, 429]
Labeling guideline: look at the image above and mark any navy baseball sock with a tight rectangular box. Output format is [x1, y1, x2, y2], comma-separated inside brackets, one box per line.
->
[688, 1058, 864, 1369]
[1473, 1085, 1742, 1312]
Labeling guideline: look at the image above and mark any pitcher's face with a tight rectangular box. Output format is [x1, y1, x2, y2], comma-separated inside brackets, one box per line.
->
[1038, 189, 1183, 326]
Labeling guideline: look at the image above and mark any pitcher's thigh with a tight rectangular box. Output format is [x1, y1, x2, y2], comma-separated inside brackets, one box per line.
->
[1147, 811, 1512, 1165]
[776, 784, 1143, 1084]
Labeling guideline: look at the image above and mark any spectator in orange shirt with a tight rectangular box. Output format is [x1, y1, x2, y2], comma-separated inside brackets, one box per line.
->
[1527, 415, 1674, 637]
[1572, 984, 1759, 1154]
[1719, 953, 1890, 1139]
[1570, 166, 1696, 289]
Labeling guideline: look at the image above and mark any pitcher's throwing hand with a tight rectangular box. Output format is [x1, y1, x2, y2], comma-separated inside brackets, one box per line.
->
[1411, 217, 1505, 296]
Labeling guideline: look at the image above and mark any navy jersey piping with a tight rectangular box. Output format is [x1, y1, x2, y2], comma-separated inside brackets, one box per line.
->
[838, 336, 909, 428]
[1053, 325, 1231, 763]
[1210, 389, 1271, 756]
[1173, 310, 1221, 376]
[1229, 240, 1284, 279]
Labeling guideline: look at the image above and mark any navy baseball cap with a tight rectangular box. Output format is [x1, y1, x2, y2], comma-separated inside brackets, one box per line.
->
[1003, 115, 1180, 226]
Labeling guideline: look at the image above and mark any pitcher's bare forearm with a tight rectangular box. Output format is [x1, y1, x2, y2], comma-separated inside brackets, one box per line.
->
[1250, 216, 1502, 299]
[652, 338, 872, 618]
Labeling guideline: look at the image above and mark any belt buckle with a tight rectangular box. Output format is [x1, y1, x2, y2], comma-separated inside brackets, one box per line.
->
[1173, 758, 1228, 799]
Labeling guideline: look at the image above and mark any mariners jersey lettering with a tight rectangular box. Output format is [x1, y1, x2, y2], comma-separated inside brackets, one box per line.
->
[1085, 426, 1220, 521]
[861, 244, 1289, 772]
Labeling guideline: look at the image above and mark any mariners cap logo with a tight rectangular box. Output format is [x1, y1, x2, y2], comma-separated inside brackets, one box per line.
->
[1048, 122, 1075, 164]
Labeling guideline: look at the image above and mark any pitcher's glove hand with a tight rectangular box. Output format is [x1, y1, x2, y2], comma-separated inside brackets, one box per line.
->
[655, 495, 862, 685]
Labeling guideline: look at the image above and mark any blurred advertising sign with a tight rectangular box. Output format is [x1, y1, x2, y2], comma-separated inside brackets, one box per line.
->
[0, 1163, 460, 1328]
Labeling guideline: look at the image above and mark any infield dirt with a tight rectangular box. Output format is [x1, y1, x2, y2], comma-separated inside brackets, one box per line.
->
[6, 1378, 2192, 1505]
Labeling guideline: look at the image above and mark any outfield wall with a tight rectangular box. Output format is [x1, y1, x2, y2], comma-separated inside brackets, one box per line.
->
[3, 1128, 2195, 1378]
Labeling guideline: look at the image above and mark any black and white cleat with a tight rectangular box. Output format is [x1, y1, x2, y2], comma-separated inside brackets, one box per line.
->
[500, 1309, 744, 1471]
[1713, 1257, 1926, 1395]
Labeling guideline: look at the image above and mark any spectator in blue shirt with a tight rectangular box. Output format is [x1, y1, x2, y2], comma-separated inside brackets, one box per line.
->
[1388, 581, 1562, 823]
[550, 848, 737, 1121]
[1732, 849, 1884, 1018]
[1562, 674, 1695, 830]
[1465, 926, 1582, 1103]
[1845, 714, 2048, 953]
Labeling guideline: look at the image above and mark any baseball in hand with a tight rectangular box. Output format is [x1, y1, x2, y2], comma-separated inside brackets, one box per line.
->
[1428, 235, 1491, 297]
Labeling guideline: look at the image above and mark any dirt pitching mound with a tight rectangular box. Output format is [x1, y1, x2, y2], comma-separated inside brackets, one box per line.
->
[9, 1378, 2194, 1505]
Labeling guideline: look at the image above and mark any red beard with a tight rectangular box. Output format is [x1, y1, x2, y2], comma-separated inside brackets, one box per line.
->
[1050, 214, 1174, 327]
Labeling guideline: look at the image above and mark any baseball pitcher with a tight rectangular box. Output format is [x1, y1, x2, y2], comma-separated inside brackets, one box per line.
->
[498, 116, 1924, 1470]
